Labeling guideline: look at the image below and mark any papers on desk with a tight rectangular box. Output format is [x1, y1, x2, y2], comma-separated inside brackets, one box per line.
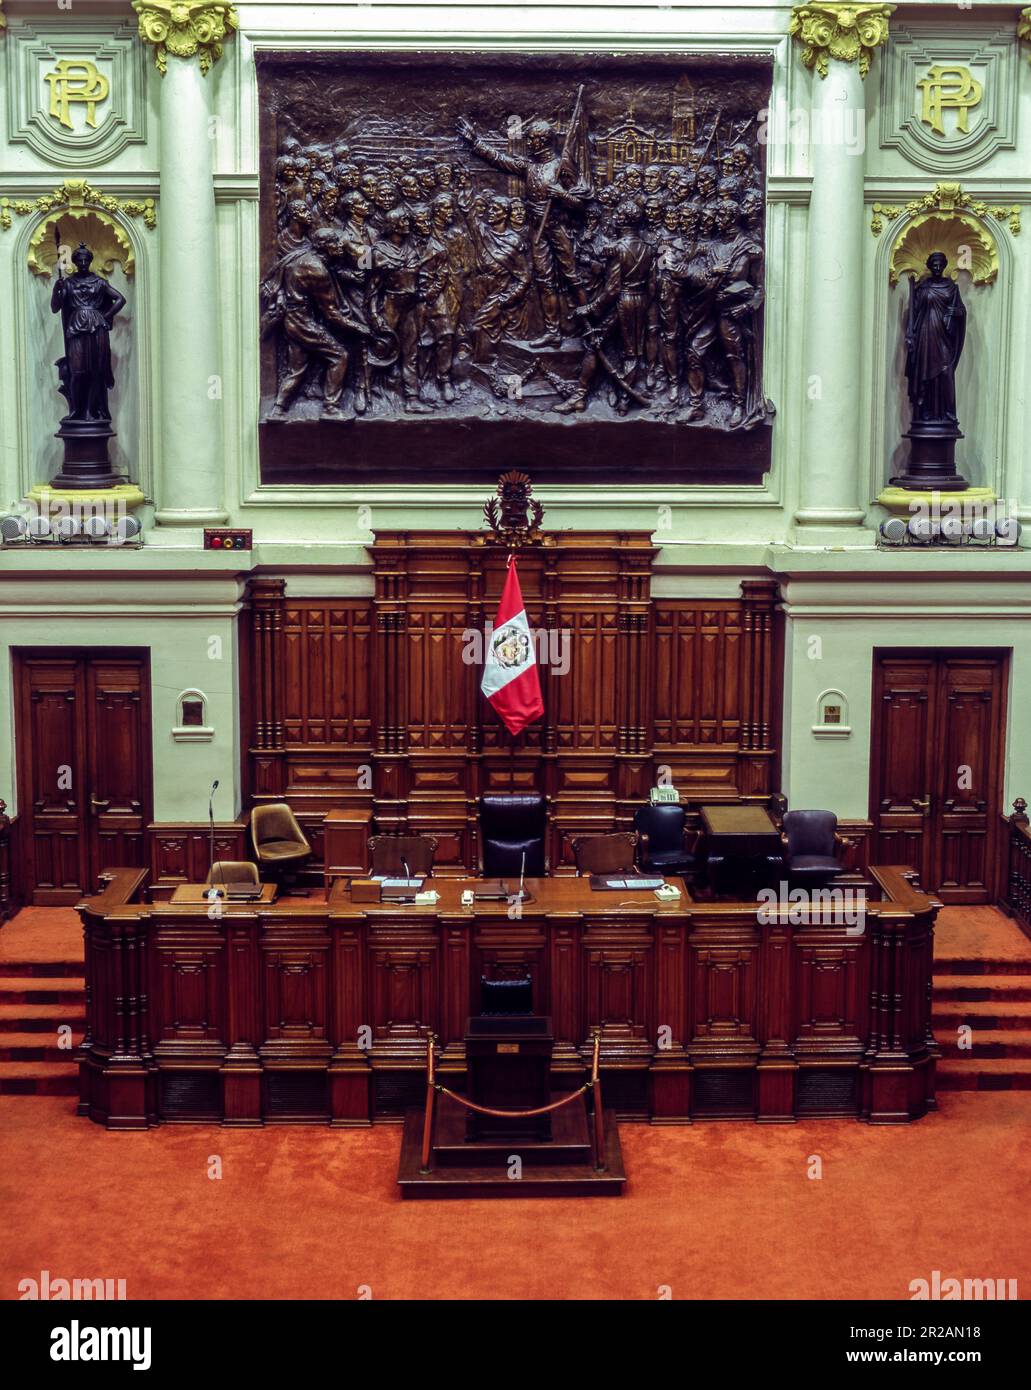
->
[589, 875, 666, 891]
[374, 877, 424, 889]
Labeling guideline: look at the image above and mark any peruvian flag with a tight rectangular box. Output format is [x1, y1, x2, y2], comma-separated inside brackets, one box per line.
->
[481, 557, 544, 736]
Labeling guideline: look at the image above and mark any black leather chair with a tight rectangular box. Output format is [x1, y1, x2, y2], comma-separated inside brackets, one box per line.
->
[782, 810, 842, 890]
[634, 803, 702, 882]
[479, 794, 547, 877]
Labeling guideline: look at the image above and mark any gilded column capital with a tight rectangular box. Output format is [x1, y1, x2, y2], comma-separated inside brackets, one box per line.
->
[132, 2, 238, 76]
[1019, 9, 1031, 56]
[789, 3, 894, 79]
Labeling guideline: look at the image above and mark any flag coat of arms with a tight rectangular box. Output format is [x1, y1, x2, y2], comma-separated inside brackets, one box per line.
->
[481, 558, 544, 736]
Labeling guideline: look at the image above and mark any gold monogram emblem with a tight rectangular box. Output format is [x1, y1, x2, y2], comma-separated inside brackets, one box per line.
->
[917, 64, 983, 138]
[44, 59, 111, 132]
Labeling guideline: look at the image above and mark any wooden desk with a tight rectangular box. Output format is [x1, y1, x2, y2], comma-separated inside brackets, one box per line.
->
[700, 804, 782, 895]
[169, 883, 278, 905]
[77, 865, 939, 1130]
[700, 803, 780, 845]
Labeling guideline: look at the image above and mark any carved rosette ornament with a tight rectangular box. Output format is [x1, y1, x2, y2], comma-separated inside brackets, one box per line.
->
[133, 1, 238, 76]
[789, 3, 894, 79]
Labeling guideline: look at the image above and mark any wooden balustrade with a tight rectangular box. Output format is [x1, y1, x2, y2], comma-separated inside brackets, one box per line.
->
[1004, 799, 1031, 937]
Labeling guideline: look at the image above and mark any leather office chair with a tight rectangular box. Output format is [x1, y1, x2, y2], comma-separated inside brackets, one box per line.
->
[250, 803, 312, 890]
[634, 803, 702, 882]
[781, 810, 842, 890]
[368, 834, 437, 877]
[479, 794, 547, 878]
[572, 832, 637, 876]
[205, 860, 260, 888]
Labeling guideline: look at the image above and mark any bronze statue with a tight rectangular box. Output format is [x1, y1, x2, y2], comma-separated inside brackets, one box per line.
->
[905, 251, 965, 426]
[893, 250, 970, 491]
[52, 242, 125, 425]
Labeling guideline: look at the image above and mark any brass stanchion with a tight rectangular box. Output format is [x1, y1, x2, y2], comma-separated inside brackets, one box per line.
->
[591, 1028, 607, 1172]
[419, 1033, 437, 1174]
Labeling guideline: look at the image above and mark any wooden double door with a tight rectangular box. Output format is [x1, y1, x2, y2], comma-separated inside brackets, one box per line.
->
[15, 652, 152, 904]
[870, 651, 1008, 904]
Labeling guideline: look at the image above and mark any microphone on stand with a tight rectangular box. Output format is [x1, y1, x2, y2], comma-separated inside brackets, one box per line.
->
[403, 858, 411, 884]
[518, 850, 526, 901]
[207, 780, 223, 898]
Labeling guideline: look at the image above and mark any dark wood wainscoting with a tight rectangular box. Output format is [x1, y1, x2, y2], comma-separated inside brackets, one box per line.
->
[870, 651, 1009, 904]
[13, 651, 153, 903]
[77, 866, 939, 1129]
[241, 535, 784, 872]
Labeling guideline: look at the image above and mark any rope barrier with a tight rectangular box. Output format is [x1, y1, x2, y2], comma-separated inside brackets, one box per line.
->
[432, 1079, 593, 1118]
[418, 1028, 607, 1174]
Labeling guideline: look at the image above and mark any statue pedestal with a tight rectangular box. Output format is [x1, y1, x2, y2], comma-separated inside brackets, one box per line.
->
[51, 420, 125, 491]
[891, 423, 969, 492]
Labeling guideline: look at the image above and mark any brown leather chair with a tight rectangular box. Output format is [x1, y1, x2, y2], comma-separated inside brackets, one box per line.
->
[205, 860, 260, 888]
[572, 832, 638, 876]
[368, 834, 437, 877]
[250, 803, 311, 888]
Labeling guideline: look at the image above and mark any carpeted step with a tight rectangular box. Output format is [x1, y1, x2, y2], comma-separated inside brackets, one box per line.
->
[0, 976, 85, 1005]
[0, 961, 84, 979]
[936, 1057, 1031, 1090]
[932, 999, 1031, 1032]
[934, 1028, 1031, 1059]
[933, 974, 1031, 1003]
[934, 957, 1031, 977]
[0, 1032, 81, 1063]
[0, 1002, 85, 1033]
[0, 1061, 79, 1096]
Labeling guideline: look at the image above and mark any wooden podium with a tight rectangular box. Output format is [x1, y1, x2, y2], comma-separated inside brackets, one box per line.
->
[397, 1021, 625, 1199]
[465, 1015, 554, 1143]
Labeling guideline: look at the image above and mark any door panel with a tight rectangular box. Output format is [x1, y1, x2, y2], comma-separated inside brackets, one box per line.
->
[870, 657, 936, 887]
[934, 658, 1002, 902]
[19, 659, 88, 901]
[15, 651, 152, 903]
[871, 651, 1007, 904]
[86, 660, 150, 879]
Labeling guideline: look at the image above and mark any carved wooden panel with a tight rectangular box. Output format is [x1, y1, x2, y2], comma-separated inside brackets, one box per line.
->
[689, 941, 758, 1045]
[242, 537, 784, 870]
[794, 941, 865, 1049]
[283, 604, 373, 747]
[263, 950, 328, 1040]
[153, 948, 226, 1042]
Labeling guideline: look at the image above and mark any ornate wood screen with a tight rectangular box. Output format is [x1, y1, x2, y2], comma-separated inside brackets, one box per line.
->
[243, 533, 782, 871]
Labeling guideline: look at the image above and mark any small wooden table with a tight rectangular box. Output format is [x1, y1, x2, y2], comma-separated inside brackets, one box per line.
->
[170, 883, 278, 905]
[699, 805, 782, 896]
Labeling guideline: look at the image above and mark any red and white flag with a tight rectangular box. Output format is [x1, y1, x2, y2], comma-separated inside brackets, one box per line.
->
[481, 557, 544, 736]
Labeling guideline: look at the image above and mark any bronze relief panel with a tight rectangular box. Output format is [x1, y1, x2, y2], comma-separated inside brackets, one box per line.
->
[257, 52, 774, 485]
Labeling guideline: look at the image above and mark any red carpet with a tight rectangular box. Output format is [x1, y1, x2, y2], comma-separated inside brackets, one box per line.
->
[1, 1093, 1029, 1300]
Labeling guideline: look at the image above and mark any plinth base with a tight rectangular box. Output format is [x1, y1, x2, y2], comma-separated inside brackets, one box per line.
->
[877, 486, 996, 515]
[892, 425, 969, 492]
[397, 1095, 626, 1198]
[28, 482, 145, 509]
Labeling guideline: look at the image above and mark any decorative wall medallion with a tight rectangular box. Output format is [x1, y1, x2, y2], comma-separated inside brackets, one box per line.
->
[4, 19, 148, 166]
[879, 23, 1018, 172]
[871, 183, 1018, 288]
[916, 64, 982, 138]
[45, 58, 111, 132]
